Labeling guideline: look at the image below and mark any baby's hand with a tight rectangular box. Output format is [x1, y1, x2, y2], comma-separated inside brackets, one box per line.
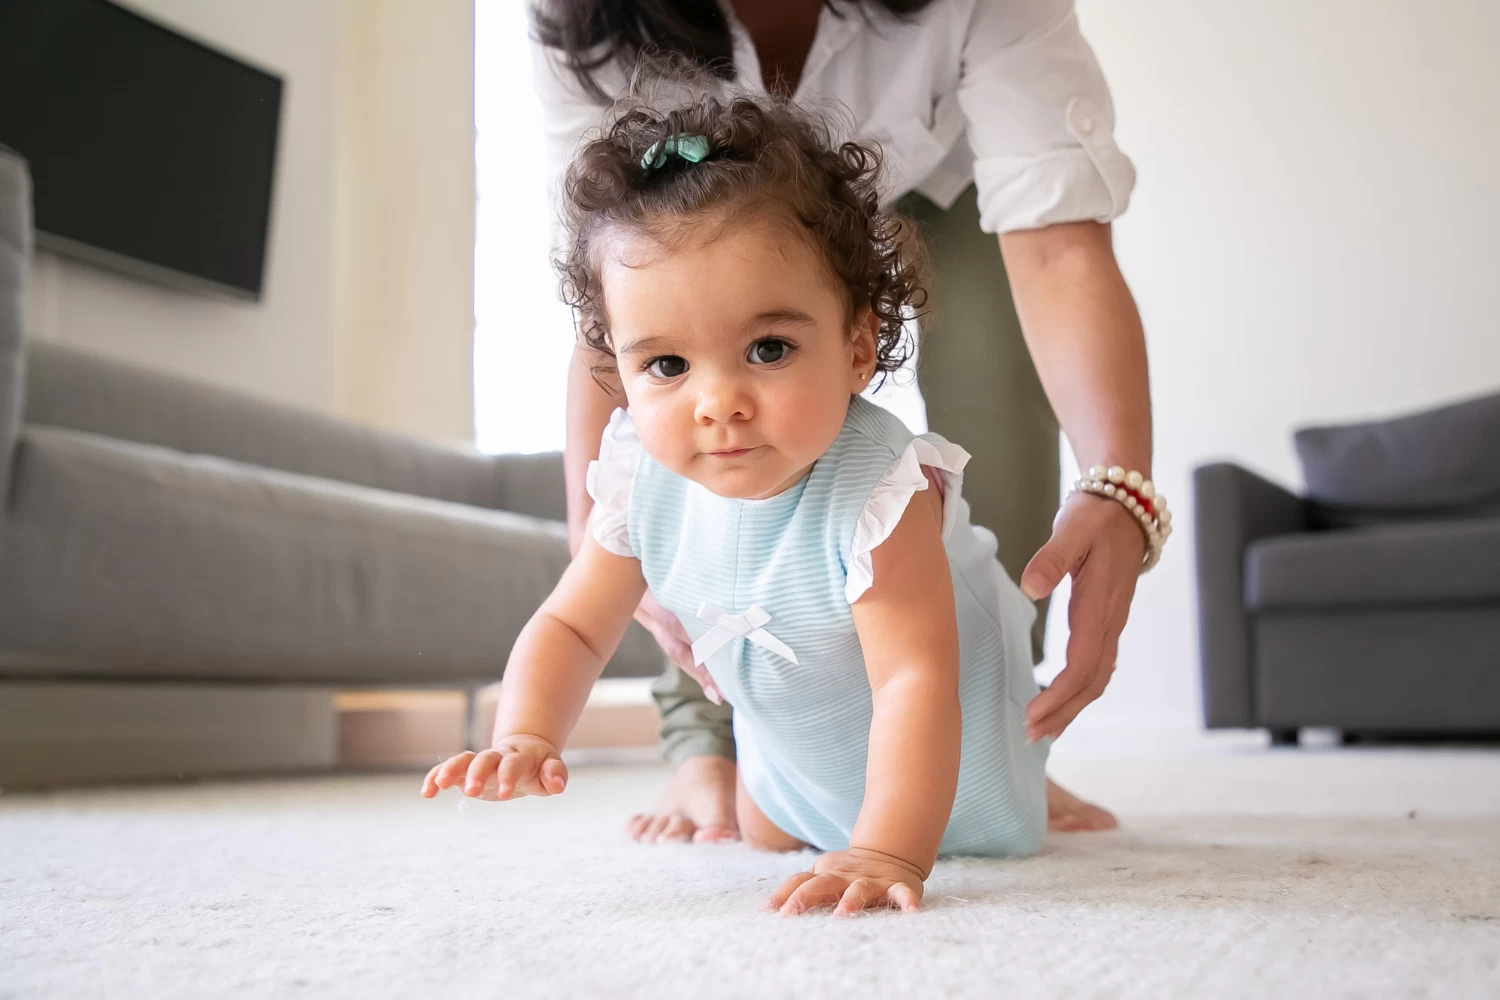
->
[419, 736, 568, 801]
[766, 848, 926, 917]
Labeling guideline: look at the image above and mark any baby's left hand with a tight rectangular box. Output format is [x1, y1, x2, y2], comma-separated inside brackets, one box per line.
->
[765, 848, 926, 917]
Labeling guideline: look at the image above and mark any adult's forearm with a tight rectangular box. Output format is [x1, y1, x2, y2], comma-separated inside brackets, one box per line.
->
[999, 222, 1152, 476]
[564, 346, 625, 555]
[850, 673, 962, 878]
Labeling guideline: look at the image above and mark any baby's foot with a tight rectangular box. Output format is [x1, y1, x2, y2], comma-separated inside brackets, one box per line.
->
[626, 755, 740, 844]
[1046, 777, 1118, 832]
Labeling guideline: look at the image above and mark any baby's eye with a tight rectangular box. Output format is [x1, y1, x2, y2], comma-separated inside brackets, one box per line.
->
[747, 338, 792, 365]
[645, 355, 688, 379]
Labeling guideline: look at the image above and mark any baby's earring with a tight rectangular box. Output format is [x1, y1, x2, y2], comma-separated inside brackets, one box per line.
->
[859, 371, 868, 381]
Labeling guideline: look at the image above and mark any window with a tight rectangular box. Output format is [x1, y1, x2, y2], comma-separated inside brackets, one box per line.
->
[473, 0, 572, 455]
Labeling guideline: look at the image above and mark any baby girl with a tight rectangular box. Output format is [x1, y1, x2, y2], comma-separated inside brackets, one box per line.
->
[421, 95, 1159, 915]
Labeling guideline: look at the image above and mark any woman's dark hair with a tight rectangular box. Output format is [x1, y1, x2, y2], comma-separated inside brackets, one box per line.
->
[556, 94, 928, 382]
[532, 1, 940, 101]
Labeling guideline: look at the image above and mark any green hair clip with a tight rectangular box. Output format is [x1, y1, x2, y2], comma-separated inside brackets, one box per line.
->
[640, 133, 711, 171]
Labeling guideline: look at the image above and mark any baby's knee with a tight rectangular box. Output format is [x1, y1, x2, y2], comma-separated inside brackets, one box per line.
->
[736, 781, 806, 853]
[741, 826, 802, 853]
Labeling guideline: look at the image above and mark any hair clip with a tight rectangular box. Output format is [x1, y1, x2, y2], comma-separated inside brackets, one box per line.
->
[640, 133, 712, 171]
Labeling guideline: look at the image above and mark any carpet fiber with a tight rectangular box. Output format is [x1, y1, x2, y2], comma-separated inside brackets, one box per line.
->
[3, 742, 1499, 998]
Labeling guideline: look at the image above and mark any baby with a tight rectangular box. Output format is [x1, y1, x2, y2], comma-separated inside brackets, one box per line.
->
[423, 95, 1074, 915]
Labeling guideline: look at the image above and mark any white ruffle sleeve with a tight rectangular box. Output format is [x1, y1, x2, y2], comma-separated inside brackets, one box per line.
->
[845, 434, 971, 604]
[584, 409, 640, 557]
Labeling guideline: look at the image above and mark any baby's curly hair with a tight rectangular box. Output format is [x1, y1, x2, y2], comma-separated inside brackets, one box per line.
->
[556, 94, 929, 383]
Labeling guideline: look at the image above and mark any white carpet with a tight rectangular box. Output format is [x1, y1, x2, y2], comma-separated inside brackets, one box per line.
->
[3, 740, 1499, 999]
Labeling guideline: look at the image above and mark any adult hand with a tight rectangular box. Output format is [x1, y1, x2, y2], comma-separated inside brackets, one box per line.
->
[634, 590, 725, 705]
[1019, 493, 1145, 742]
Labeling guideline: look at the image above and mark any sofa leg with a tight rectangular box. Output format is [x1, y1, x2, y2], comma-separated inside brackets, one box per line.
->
[1268, 728, 1300, 747]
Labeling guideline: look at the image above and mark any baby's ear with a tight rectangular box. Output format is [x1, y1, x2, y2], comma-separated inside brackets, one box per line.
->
[849, 307, 880, 380]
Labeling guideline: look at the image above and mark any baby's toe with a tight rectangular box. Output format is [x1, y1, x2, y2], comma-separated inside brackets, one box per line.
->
[692, 824, 740, 844]
[658, 815, 696, 842]
[642, 815, 673, 843]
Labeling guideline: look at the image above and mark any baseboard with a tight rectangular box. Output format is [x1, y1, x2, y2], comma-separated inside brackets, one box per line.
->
[0, 680, 659, 787]
[336, 679, 659, 769]
[0, 682, 338, 788]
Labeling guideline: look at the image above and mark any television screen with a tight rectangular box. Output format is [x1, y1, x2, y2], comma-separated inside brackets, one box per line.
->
[0, 0, 284, 300]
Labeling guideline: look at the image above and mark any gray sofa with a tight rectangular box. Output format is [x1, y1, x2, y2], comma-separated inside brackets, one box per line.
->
[0, 148, 657, 704]
[1194, 396, 1500, 744]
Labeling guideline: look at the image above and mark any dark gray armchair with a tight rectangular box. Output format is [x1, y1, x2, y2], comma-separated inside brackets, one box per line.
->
[1194, 394, 1500, 744]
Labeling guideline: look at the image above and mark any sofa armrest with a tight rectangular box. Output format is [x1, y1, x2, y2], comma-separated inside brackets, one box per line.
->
[1193, 462, 1311, 728]
[22, 342, 555, 515]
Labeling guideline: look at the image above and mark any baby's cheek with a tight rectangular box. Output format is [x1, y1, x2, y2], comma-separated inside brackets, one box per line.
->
[635, 425, 699, 483]
[766, 390, 846, 462]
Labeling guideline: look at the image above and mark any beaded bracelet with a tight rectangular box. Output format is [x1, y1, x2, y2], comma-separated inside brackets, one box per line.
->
[1066, 466, 1171, 573]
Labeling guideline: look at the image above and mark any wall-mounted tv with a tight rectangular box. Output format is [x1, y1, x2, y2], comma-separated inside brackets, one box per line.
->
[0, 0, 284, 300]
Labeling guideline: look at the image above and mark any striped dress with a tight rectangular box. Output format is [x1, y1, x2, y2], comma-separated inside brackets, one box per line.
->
[588, 396, 1048, 856]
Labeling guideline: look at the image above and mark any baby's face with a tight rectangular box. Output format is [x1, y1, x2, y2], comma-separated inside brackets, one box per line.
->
[603, 218, 876, 500]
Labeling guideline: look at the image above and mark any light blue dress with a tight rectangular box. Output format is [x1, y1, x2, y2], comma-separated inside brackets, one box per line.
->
[588, 396, 1047, 856]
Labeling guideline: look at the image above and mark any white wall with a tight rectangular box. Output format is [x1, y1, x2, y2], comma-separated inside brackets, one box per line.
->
[471, 0, 578, 456]
[21, 0, 477, 442]
[1055, 0, 1500, 728]
[333, 0, 476, 441]
[24, 0, 341, 416]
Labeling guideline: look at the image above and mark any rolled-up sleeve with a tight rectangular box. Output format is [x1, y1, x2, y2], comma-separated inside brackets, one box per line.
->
[958, 0, 1136, 234]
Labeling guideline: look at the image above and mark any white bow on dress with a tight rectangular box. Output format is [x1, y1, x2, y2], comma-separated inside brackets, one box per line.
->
[690, 603, 800, 667]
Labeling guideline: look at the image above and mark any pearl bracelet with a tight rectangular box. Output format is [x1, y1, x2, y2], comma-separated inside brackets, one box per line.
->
[1066, 466, 1172, 573]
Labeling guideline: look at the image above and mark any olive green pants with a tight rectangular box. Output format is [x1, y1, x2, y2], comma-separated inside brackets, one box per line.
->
[652, 185, 1060, 768]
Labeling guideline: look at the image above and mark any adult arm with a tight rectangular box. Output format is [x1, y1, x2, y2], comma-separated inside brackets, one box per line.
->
[1002, 220, 1150, 741]
[565, 350, 624, 553]
[956, 0, 1152, 738]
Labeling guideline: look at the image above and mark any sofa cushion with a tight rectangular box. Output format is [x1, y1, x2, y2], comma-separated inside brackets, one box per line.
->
[1254, 608, 1500, 730]
[1244, 517, 1500, 611]
[0, 426, 659, 684]
[1294, 392, 1500, 513]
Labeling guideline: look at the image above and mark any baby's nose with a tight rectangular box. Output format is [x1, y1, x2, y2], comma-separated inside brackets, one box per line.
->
[694, 378, 753, 424]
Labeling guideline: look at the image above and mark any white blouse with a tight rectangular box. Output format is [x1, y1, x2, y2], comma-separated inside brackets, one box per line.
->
[529, 0, 1135, 234]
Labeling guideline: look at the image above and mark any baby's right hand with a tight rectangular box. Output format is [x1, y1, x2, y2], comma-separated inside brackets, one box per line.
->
[419, 736, 568, 801]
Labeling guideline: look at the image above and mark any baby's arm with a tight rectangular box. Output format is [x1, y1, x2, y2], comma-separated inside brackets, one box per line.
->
[849, 470, 962, 874]
[767, 470, 961, 916]
[421, 533, 647, 801]
[762, 473, 960, 917]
